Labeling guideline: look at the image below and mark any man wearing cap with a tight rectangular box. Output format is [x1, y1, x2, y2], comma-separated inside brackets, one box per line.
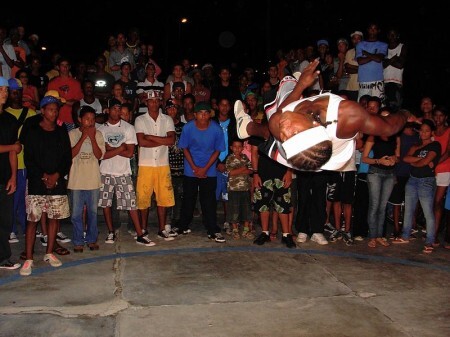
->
[97, 98, 154, 247]
[5, 78, 36, 244]
[0, 77, 22, 270]
[19, 92, 72, 276]
[234, 59, 416, 172]
[135, 90, 177, 240]
[344, 31, 364, 101]
[135, 62, 164, 116]
[178, 101, 226, 242]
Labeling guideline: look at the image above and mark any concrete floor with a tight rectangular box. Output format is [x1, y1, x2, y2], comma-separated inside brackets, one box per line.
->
[1, 210, 449, 337]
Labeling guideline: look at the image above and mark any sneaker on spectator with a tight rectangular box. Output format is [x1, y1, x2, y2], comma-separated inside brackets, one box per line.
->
[165, 225, 178, 237]
[56, 232, 71, 243]
[40, 235, 48, 247]
[297, 232, 308, 243]
[354, 235, 364, 241]
[158, 230, 175, 241]
[242, 229, 255, 240]
[127, 229, 137, 237]
[324, 222, 335, 234]
[44, 253, 62, 267]
[223, 222, 232, 235]
[208, 232, 226, 243]
[253, 232, 270, 246]
[0, 259, 21, 270]
[35, 230, 44, 238]
[105, 232, 116, 244]
[328, 230, 341, 242]
[20, 260, 33, 276]
[8, 232, 19, 244]
[181, 228, 192, 235]
[136, 235, 156, 247]
[311, 233, 329, 245]
[282, 234, 296, 248]
[170, 226, 180, 236]
[342, 231, 354, 246]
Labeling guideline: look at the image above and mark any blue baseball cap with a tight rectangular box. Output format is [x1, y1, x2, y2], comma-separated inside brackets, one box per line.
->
[40, 95, 64, 108]
[8, 78, 22, 90]
[0, 77, 9, 87]
[317, 39, 329, 47]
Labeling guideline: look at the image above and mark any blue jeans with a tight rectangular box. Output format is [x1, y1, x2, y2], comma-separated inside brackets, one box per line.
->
[12, 169, 27, 234]
[367, 167, 395, 238]
[70, 189, 99, 246]
[402, 176, 436, 245]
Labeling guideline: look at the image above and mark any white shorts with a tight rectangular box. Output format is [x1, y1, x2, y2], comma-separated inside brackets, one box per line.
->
[436, 172, 450, 187]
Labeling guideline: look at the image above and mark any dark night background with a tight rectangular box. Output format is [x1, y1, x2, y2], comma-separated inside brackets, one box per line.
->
[2, 0, 449, 110]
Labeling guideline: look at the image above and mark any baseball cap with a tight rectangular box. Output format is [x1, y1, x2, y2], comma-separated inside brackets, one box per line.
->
[144, 90, 163, 100]
[0, 77, 9, 87]
[350, 31, 363, 38]
[108, 98, 122, 108]
[165, 98, 178, 110]
[201, 63, 213, 70]
[337, 38, 348, 46]
[317, 39, 329, 47]
[8, 78, 23, 90]
[44, 90, 67, 103]
[194, 101, 212, 113]
[40, 96, 64, 108]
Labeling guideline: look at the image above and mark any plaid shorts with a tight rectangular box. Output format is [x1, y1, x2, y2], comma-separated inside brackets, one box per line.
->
[26, 194, 70, 221]
[98, 174, 137, 210]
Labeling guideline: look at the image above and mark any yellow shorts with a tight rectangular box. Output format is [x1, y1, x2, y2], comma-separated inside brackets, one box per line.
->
[136, 166, 175, 208]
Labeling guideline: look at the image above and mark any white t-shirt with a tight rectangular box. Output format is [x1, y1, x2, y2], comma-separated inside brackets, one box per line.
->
[68, 128, 105, 190]
[98, 120, 137, 176]
[0, 43, 17, 80]
[135, 112, 175, 167]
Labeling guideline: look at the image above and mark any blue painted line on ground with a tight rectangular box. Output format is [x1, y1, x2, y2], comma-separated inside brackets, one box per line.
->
[1, 246, 449, 286]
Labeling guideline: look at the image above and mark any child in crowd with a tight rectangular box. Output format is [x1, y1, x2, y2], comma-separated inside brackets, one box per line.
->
[225, 139, 254, 239]
[68, 106, 105, 252]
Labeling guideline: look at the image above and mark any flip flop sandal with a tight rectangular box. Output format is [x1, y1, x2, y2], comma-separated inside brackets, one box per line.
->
[422, 246, 434, 254]
[54, 246, 70, 255]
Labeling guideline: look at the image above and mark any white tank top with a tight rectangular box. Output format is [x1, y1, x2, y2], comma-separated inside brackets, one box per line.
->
[278, 93, 357, 171]
[383, 43, 404, 85]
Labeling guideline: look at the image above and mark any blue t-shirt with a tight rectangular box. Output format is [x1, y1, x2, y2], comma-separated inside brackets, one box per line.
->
[356, 40, 388, 82]
[178, 121, 225, 177]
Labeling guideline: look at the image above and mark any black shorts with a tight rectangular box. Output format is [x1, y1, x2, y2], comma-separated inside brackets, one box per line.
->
[326, 171, 356, 204]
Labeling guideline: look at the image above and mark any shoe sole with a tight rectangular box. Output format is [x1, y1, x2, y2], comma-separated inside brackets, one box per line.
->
[136, 241, 156, 247]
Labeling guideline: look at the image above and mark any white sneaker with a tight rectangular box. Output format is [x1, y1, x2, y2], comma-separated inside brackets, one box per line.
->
[8, 232, 19, 243]
[311, 233, 329, 245]
[56, 232, 71, 243]
[297, 232, 308, 243]
[44, 253, 62, 267]
[20, 260, 33, 276]
[234, 100, 251, 139]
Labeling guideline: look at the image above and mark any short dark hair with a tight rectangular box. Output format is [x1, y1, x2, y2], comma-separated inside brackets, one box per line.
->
[288, 140, 332, 171]
[79, 105, 96, 118]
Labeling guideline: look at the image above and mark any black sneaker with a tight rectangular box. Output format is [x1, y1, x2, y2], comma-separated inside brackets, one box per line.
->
[0, 260, 21, 270]
[253, 232, 270, 245]
[181, 228, 191, 235]
[157, 230, 175, 241]
[208, 232, 226, 243]
[40, 235, 48, 247]
[136, 235, 156, 247]
[342, 231, 354, 246]
[324, 222, 336, 234]
[281, 234, 296, 248]
[105, 232, 116, 244]
[329, 230, 341, 242]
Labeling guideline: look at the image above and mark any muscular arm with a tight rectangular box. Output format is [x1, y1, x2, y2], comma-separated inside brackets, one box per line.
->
[337, 101, 411, 138]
